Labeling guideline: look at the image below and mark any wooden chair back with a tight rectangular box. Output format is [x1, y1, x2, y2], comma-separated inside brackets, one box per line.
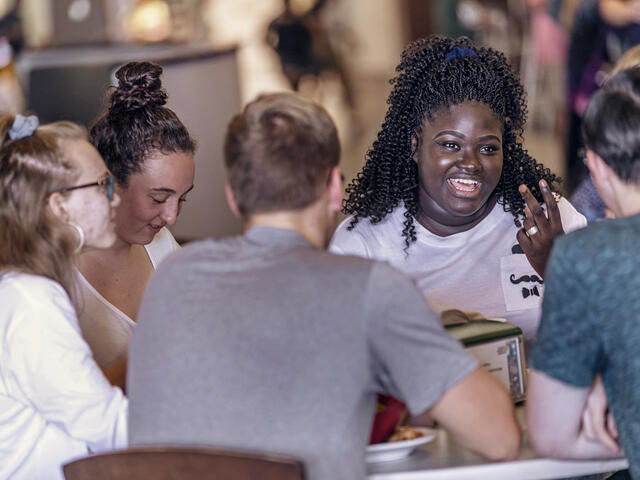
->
[63, 446, 305, 480]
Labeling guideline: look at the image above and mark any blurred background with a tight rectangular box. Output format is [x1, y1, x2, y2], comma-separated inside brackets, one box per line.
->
[1, 0, 636, 240]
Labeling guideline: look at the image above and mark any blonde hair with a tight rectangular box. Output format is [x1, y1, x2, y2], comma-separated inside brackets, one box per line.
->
[0, 116, 87, 301]
[613, 45, 640, 74]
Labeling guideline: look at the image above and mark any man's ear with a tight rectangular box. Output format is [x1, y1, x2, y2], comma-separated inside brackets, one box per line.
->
[47, 192, 70, 222]
[586, 149, 622, 214]
[326, 166, 344, 213]
[224, 181, 241, 218]
[586, 149, 615, 188]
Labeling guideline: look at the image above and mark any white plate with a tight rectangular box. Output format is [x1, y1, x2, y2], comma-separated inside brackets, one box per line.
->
[366, 428, 436, 463]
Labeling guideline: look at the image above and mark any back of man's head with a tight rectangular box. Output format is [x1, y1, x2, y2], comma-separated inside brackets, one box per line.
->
[583, 66, 640, 183]
[224, 92, 340, 217]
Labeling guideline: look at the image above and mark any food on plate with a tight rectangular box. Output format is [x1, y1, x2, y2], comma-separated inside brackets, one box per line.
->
[388, 425, 426, 442]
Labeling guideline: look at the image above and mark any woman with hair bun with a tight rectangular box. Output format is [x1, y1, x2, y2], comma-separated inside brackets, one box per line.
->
[79, 61, 196, 387]
[0, 115, 127, 480]
[330, 36, 587, 348]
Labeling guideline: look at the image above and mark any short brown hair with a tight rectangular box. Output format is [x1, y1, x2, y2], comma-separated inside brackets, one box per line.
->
[224, 92, 340, 216]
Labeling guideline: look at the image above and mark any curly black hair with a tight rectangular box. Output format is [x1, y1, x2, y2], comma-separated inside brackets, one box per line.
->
[343, 36, 559, 249]
[89, 61, 196, 186]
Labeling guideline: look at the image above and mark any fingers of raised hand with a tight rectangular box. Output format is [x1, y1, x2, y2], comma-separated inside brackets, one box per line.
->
[519, 185, 546, 234]
[516, 226, 532, 250]
[519, 182, 562, 240]
[539, 179, 562, 229]
[523, 207, 539, 234]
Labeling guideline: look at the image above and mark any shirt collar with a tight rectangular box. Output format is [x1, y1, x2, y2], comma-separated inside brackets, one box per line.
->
[244, 226, 312, 249]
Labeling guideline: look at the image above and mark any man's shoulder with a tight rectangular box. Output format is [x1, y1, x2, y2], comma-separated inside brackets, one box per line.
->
[157, 236, 243, 269]
[557, 215, 640, 257]
[287, 244, 408, 295]
[547, 216, 640, 299]
[155, 234, 395, 281]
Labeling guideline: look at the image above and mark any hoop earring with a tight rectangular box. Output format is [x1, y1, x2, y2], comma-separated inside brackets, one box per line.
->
[68, 221, 85, 254]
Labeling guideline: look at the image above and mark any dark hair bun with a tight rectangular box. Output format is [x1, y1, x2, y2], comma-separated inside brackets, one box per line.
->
[109, 61, 168, 113]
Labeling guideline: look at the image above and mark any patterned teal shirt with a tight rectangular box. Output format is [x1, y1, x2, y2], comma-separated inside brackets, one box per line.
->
[531, 214, 640, 477]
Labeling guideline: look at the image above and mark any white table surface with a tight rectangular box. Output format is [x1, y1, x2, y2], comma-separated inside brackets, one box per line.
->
[367, 407, 628, 480]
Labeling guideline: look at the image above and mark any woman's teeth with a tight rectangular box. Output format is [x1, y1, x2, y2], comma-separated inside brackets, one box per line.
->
[448, 178, 479, 192]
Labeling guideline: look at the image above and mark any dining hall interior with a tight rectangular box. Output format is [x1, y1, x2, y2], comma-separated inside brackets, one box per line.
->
[1, 1, 639, 479]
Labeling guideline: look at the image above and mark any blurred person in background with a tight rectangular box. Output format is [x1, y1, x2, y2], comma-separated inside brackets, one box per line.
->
[565, 0, 640, 193]
[570, 44, 640, 221]
[78, 61, 196, 391]
[0, 115, 127, 480]
[0, 0, 24, 113]
[267, 0, 355, 110]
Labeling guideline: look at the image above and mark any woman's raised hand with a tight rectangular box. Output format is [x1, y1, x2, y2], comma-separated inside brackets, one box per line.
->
[516, 180, 564, 277]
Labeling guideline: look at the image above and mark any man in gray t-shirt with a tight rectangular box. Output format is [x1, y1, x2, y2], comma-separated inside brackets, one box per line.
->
[128, 92, 519, 480]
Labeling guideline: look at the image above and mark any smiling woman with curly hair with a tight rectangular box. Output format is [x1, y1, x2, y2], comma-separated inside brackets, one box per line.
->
[330, 36, 586, 347]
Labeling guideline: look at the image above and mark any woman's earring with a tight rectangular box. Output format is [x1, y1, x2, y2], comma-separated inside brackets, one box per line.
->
[68, 221, 85, 254]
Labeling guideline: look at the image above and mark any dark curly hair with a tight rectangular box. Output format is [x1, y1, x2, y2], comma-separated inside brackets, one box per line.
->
[89, 61, 196, 186]
[343, 36, 559, 249]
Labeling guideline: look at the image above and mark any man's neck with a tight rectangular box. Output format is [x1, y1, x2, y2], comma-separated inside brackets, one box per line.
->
[243, 207, 330, 250]
[609, 178, 640, 218]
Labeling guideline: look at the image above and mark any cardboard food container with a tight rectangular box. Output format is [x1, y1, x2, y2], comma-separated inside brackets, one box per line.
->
[445, 317, 526, 403]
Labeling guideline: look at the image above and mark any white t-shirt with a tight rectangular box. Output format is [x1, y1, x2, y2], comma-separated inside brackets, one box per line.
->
[330, 199, 586, 347]
[0, 272, 128, 480]
[76, 227, 180, 369]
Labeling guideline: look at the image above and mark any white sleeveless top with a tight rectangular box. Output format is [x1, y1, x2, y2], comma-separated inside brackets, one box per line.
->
[76, 228, 180, 369]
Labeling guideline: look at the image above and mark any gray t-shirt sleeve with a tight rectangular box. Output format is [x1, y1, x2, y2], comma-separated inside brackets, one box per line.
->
[364, 262, 478, 416]
[530, 237, 601, 387]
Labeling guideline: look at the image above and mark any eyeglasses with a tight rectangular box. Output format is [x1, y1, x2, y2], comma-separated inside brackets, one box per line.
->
[60, 175, 115, 201]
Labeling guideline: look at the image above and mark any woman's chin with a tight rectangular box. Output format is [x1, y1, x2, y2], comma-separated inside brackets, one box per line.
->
[131, 228, 157, 246]
[442, 192, 497, 219]
[85, 235, 118, 251]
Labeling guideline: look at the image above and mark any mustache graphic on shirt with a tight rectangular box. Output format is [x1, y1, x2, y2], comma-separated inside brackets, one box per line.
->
[510, 274, 544, 285]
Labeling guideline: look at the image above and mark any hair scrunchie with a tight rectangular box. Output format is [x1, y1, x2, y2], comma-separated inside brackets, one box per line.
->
[9, 114, 39, 140]
[444, 47, 478, 62]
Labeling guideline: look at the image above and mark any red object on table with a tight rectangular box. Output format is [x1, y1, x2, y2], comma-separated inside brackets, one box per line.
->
[369, 394, 408, 444]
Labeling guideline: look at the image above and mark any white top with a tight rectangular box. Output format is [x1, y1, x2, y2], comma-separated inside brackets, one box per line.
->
[0, 272, 128, 480]
[330, 199, 586, 347]
[76, 227, 180, 369]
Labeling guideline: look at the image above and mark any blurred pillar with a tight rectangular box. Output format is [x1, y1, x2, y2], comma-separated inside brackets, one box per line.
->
[403, 0, 434, 42]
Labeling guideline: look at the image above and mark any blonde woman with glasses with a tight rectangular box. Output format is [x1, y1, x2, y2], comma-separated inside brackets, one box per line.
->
[0, 115, 127, 480]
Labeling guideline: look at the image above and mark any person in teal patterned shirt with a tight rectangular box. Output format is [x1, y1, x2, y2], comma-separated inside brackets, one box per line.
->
[527, 66, 640, 478]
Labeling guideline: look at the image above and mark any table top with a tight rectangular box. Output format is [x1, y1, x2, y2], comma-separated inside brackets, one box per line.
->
[367, 407, 628, 480]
